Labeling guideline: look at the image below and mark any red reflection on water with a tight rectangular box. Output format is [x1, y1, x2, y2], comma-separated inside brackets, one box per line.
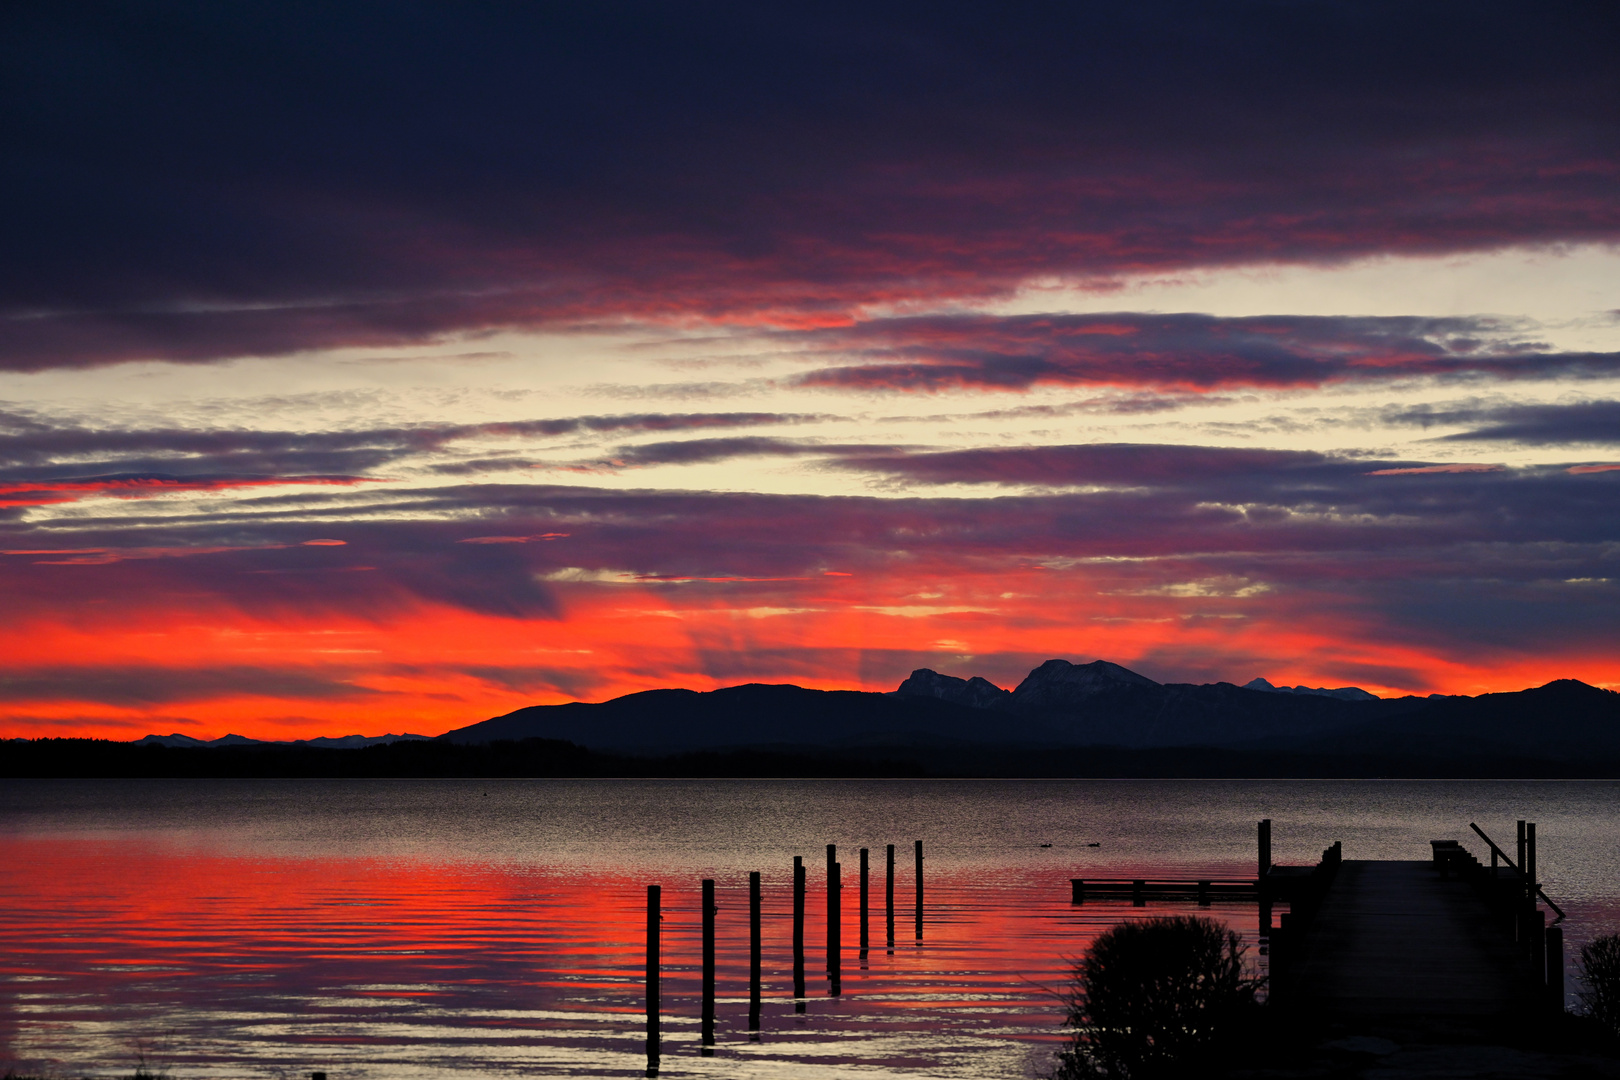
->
[0, 837, 1272, 1078]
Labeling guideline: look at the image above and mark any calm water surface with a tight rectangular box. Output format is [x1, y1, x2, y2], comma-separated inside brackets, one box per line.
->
[2, 778, 1618, 1079]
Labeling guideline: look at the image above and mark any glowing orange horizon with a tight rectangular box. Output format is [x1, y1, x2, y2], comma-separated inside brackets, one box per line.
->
[4, 562, 1615, 742]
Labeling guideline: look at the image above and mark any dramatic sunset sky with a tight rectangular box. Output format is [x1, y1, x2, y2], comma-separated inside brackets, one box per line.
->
[4, 3, 1618, 740]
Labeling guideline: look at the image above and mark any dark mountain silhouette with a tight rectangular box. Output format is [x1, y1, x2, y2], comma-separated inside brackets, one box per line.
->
[444, 658, 1395, 752]
[893, 668, 1011, 709]
[892, 658, 1418, 747]
[441, 658, 1620, 762]
[441, 684, 1005, 753]
[133, 731, 432, 749]
[1272, 678, 1620, 759]
[1243, 677, 1379, 702]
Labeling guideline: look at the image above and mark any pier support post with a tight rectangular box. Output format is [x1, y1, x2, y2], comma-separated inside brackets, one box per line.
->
[1526, 822, 1537, 905]
[749, 871, 761, 1032]
[1258, 819, 1272, 884]
[793, 856, 806, 1010]
[701, 878, 715, 1050]
[1548, 925, 1565, 1013]
[826, 845, 839, 979]
[646, 884, 660, 1076]
[886, 844, 895, 951]
[829, 860, 842, 995]
[1529, 907, 1546, 993]
[1132, 879, 1145, 907]
[1071, 878, 1085, 904]
[914, 840, 924, 943]
[1197, 880, 1210, 906]
[859, 848, 870, 956]
[1516, 820, 1526, 891]
[1272, 912, 1295, 1006]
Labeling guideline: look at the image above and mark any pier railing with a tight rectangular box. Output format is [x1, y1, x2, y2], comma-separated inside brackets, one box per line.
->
[1068, 878, 1257, 905]
[1432, 821, 1565, 1012]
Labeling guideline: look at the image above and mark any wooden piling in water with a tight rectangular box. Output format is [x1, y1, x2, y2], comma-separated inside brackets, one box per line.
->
[1516, 820, 1526, 889]
[1132, 879, 1145, 906]
[749, 871, 761, 1032]
[859, 847, 870, 954]
[792, 856, 805, 1008]
[701, 878, 715, 1049]
[1258, 818, 1272, 883]
[1070, 878, 1084, 904]
[646, 884, 660, 1075]
[886, 843, 895, 951]
[1548, 924, 1565, 1013]
[826, 844, 839, 975]
[1526, 821, 1537, 904]
[1197, 880, 1210, 906]
[830, 860, 842, 995]
[914, 840, 924, 942]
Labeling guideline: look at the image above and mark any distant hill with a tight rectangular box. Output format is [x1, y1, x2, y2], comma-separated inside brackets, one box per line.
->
[442, 658, 1394, 752]
[1243, 677, 1379, 702]
[440, 684, 1001, 753]
[133, 732, 433, 749]
[1271, 678, 1620, 760]
[890, 658, 1413, 747]
[441, 658, 1620, 762]
[9, 659, 1619, 778]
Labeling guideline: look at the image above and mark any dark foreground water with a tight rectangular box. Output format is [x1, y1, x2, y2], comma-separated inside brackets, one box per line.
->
[2, 778, 1618, 1079]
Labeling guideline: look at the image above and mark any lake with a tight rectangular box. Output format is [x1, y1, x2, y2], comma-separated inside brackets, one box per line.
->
[2, 778, 1618, 1078]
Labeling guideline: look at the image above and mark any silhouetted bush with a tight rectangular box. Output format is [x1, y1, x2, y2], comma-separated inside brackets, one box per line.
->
[1579, 933, 1620, 1034]
[1054, 915, 1262, 1080]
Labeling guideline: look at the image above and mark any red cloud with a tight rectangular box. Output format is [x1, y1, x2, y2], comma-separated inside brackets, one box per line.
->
[457, 533, 570, 544]
[0, 460, 1616, 740]
[1365, 464, 1503, 476]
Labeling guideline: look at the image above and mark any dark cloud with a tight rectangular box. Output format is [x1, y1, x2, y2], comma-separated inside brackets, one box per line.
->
[1352, 574, 1620, 653]
[0, 520, 563, 622]
[0, 410, 815, 485]
[452, 665, 605, 700]
[835, 443, 1332, 486]
[427, 457, 532, 476]
[610, 436, 820, 467]
[1423, 400, 1620, 444]
[0, 714, 205, 733]
[0, 665, 376, 706]
[789, 313, 1620, 392]
[0, 456, 1616, 668]
[7, 461, 1617, 594]
[3, 3, 1617, 366]
[607, 437, 904, 468]
[0, 472, 374, 508]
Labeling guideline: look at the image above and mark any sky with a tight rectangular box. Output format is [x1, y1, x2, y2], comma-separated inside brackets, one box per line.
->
[3, 2, 1619, 740]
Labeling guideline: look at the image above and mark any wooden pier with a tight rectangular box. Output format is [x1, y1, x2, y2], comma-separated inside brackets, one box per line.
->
[1269, 822, 1565, 1023]
[1064, 818, 1566, 1025]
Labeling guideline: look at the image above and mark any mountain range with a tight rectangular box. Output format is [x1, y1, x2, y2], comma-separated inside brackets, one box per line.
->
[437, 659, 1620, 762]
[133, 731, 432, 749]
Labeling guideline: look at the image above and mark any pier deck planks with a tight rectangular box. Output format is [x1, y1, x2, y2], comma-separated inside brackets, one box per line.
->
[1294, 860, 1536, 1018]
